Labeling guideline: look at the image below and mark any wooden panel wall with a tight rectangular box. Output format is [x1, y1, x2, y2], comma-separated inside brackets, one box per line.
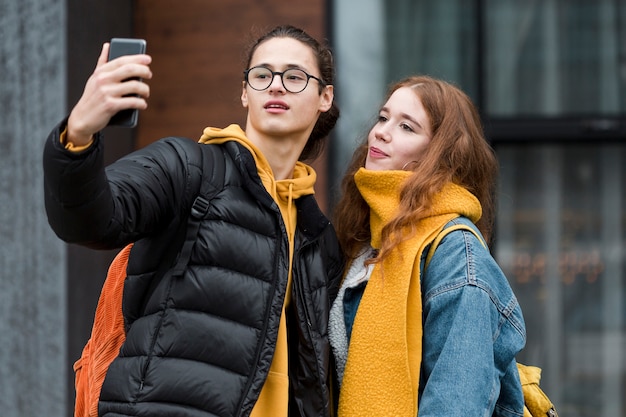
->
[134, 0, 331, 210]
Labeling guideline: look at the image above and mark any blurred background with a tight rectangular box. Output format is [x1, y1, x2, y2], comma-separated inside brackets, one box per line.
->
[0, 0, 624, 416]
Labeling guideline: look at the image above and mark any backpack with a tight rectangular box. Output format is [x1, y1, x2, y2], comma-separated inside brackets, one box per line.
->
[73, 142, 225, 417]
[425, 223, 559, 417]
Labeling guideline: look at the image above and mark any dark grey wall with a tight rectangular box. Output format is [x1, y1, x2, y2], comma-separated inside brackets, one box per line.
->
[0, 1, 68, 416]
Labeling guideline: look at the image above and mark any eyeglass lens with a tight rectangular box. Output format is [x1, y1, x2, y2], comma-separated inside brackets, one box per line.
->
[246, 67, 311, 93]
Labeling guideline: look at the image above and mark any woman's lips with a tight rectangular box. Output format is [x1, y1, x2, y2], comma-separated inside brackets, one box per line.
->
[369, 146, 388, 158]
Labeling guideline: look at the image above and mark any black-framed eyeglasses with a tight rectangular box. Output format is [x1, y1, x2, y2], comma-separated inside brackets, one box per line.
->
[243, 66, 326, 93]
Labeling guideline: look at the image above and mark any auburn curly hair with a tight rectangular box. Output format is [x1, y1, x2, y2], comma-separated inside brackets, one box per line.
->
[333, 75, 498, 265]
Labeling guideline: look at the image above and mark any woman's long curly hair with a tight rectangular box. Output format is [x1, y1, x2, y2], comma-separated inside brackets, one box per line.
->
[333, 75, 499, 265]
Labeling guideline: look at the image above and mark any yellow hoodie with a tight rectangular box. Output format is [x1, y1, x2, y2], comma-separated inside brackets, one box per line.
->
[199, 124, 317, 417]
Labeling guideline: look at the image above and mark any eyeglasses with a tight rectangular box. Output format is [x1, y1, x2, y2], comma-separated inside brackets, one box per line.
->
[243, 66, 326, 93]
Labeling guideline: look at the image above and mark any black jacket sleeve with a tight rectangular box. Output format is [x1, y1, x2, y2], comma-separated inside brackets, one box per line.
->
[43, 120, 202, 249]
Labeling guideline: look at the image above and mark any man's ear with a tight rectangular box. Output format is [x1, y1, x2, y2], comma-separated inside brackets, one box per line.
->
[319, 85, 334, 112]
[241, 81, 249, 108]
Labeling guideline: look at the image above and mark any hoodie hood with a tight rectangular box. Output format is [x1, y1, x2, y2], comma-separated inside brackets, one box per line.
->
[199, 124, 316, 201]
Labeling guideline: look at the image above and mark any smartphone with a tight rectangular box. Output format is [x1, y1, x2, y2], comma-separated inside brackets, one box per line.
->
[106, 38, 147, 128]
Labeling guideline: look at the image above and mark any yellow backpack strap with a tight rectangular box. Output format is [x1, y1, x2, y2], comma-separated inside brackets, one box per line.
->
[426, 224, 559, 417]
[517, 363, 559, 416]
[425, 223, 487, 269]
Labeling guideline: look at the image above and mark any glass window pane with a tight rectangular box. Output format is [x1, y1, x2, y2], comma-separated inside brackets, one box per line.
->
[384, 0, 479, 99]
[486, 0, 626, 116]
[495, 143, 626, 416]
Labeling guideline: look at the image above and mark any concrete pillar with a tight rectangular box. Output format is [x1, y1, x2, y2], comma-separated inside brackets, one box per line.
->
[329, 0, 385, 196]
[0, 1, 67, 416]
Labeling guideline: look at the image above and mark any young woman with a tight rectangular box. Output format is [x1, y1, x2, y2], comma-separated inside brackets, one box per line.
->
[330, 75, 526, 416]
[43, 25, 343, 417]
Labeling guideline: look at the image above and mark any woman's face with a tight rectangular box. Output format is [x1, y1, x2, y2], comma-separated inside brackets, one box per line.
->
[241, 37, 333, 142]
[365, 86, 432, 171]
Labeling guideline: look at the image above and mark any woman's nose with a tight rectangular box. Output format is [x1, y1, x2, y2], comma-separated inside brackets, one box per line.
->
[374, 126, 391, 142]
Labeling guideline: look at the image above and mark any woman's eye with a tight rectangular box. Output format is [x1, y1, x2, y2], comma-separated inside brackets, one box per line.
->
[401, 123, 415, 132]
[377, 115, 388, 123]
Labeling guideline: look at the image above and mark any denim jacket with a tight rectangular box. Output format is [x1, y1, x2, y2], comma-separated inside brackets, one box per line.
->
[418, 217, 526, 416]
[335, 217, 526, 416]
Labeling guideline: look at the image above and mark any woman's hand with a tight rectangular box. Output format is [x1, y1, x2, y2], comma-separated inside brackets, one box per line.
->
[66, 43, 152, 146]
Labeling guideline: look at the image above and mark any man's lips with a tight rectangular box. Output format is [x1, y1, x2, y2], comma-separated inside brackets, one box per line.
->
[369, 146, 388, 158]
[264, 100, 289, 112]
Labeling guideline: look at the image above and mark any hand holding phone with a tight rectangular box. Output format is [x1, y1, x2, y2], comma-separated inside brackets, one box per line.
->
[107, 38, 148, 128]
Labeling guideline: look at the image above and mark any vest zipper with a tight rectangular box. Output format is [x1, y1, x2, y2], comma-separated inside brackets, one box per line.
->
[295, 267, 312, 328]
[293, 242, 329, 415]
[138, 272, 176, 392]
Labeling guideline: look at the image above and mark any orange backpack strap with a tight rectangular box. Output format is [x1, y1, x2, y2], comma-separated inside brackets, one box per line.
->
[74, 243, 132, 417]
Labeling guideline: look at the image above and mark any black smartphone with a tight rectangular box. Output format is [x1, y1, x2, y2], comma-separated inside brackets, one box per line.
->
[106, 38, 147, 128]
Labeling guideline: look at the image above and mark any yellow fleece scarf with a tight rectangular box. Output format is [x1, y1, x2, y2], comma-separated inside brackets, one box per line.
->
[199, 125, 316, 417]
[338, 168, 482, 417]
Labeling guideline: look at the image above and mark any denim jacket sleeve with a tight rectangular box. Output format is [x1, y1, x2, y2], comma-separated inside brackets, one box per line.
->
[417, 218, 526, 417]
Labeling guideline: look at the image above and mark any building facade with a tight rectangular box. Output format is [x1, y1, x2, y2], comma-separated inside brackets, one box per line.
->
[1, 1, 623, 416]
